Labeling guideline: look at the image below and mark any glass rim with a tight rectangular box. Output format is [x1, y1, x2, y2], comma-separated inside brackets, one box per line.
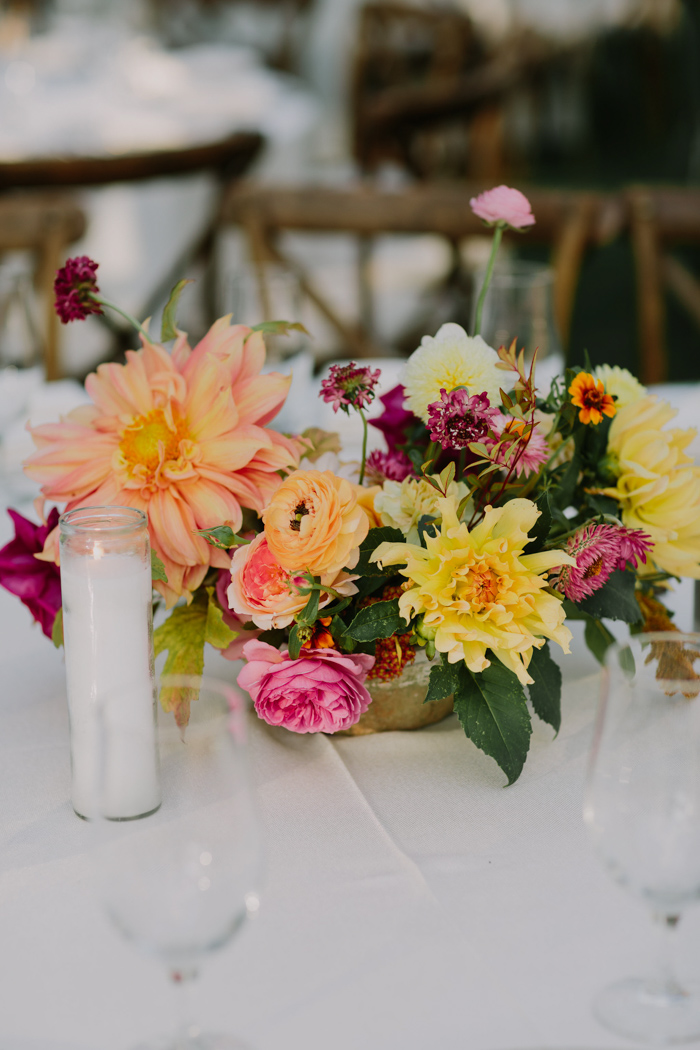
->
[59, 505, 147, 536]
[606, 632, 700, 652]
[476, 259, 554, 285]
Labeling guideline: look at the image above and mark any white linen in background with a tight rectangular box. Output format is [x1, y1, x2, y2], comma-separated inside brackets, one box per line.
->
[1, 574, 697, 1050]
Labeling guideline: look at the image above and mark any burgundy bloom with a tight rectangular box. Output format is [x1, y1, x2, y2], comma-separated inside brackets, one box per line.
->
[426, 388, 500, 450]
[368, 384, 418, 451]
[365, 448, 415, 484]
[0, 508, 61, 637]
[550, 523, 653, 603]
[54, 255, 103, 324]
[320, 362, 381, 414]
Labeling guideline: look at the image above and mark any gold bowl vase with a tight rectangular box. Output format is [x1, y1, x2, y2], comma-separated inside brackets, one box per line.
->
[340, 650, 454, 736]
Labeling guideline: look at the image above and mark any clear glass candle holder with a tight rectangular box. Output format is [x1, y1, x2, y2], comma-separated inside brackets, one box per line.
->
[59, 506, 160, 820]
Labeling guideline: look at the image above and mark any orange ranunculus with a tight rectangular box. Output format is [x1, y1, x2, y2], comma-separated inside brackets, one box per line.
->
[569, 372, 617, 425]
[25, 317, 302, 606]
[262, 469, 369, 579]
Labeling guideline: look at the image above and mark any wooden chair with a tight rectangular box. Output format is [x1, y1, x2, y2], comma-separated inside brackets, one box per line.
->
[626, 186, 700, 384]
[0, 193, 86, 380]
[220, 180, 625, 359]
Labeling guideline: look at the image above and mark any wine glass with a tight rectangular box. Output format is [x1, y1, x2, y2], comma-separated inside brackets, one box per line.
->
[584, 632, 700, 1043]
[93, 674, 262, 1050]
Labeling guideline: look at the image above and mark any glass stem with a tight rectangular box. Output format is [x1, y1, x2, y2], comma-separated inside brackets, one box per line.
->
[170, 966, 200, 1049]
[472, 223, 504, 337]
[649, 913, 685, 999]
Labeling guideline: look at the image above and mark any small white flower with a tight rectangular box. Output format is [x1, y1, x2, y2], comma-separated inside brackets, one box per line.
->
[403, 323, 507, 423]
[374, 475, 470, 544]
[593, 365, 646, 409]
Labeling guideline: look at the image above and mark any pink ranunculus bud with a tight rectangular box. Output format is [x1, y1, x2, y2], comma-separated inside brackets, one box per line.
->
[237, 640, 374, 733]
[469, 186, 536, 231]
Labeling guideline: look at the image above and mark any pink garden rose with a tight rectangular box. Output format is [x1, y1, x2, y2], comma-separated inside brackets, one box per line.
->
[227, 533, 358, 630]
[237, 640, 374, 733]
[470, 186, 535, 230]
[215, 569, 262, 661]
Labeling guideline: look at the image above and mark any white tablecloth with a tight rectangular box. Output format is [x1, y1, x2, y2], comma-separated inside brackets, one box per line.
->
[2, 572, 700, 1050]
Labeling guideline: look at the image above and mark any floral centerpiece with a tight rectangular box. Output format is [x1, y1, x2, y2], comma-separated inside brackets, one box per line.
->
[2, 187, 699, 784]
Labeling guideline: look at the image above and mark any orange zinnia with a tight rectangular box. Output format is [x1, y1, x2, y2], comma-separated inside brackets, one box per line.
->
[25, 318, 302, 606]
[569, 372, 617, 425]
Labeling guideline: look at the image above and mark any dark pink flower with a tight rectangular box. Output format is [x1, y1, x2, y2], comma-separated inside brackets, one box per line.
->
[320, 363, 381, 414]
[0, 508, 61, 637]
[54, 256, 103, 324]
[550, 523, 653, 602]
[365, 448, 415, 484]
[237, 639, 374, 733]
[469, 186, 535, 230]
[427, 388, 500, 450]
[368, 384, 418, 451]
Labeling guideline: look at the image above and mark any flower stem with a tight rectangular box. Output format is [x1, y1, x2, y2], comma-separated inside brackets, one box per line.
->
[359, 408, 369, 486]
[473, 223, 504, 338]
[92, 294, 151, 342]
[170, 966, 200, 1050]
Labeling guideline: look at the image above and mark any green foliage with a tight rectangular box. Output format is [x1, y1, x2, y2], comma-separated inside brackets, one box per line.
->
[526, 490, 552, 554]
[161, 278, 193, 342]
[194, 525, 249, 551]
[352, 526, 404, 576]
[453, 660, 532, 785]
[584, 617, 616, 664]
[150, 549, 168, 583]
[247, 320, 309, 340]
[288, 623, 302, 659]
[425, 659, 460, 704]
[345, 598, 405, 642]
[154, 588, 237, 726]
[578, 569, 641, 623]
[527, 643, 561, 733]
[51, 607, 63, 649]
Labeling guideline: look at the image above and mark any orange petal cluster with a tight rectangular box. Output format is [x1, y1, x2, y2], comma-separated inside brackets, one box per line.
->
[25, 317, 302, 606]
[569, 372, 617, 425]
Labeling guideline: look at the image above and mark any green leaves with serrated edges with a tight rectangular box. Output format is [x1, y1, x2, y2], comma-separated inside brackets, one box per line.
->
[150, 549, 168, 583]
[345, 598, 405, 642]
[527, 642, 561, 733]
[578, 569, 641, 624]
[352, 526, 404, 576]
[453, 660, 532, 785]
[425, 659, 460, 704]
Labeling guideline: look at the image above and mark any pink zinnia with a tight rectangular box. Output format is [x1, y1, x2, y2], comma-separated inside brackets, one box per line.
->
[550, 523, 653, 602]
[237, 639, 374, 733]
[365, 448, 415, 484]
[470, 186, 535, 231]
[54, 255, 103, 324]
[426, 388, 499, 450]
[488, 414, 549, 478]
[320, 363, 381, 414]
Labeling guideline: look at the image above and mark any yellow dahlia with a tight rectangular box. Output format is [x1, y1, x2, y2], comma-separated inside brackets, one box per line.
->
[601, 395, 700, 579]
[374, 475, 470, 544]
[25, 318, 302, 605]
[402, 323, 507, 422]
[371, 496, 573, 685]
[593, 365, 646, 408]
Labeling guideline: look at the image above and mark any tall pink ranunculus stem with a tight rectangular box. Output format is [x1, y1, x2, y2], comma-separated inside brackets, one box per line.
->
[472, 223, 504, 338]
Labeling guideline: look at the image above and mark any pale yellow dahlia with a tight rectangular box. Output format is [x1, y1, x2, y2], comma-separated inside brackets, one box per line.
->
[374, 475, 470, 544]
[402, 323, 507, 422]
[601, 395, 700, 578]
[593, 365, 646, 408]
[371, 496, 573, 685]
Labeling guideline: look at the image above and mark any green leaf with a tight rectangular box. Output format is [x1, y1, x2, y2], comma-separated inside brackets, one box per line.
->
[527, 490, 552, 554]
[453, 661, 532, 785]
[345, 598, 405, 642]
[153, 590, 209, 727]
[288, 623, 302, 660]
[204, 587, 237, 650]
[247, 320, 309, 339]
[584, 616, 616, 665]
[51, 607, 63, 649]
[425, 659, 460, 704]
[161, 278, 193, 342]
[297, 584, 320, 626]
[578, 569, 641, 624]
[150, 549, 168, 583]
[194, 525, 249, 551]
[527, 642, 561, 733]
[417, 514, 437, 547]
[551, 451, 581, 510]
[352, 526, 405, 576]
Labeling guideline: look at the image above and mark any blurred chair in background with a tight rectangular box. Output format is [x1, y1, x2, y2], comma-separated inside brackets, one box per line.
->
[0, 193, 86, 380]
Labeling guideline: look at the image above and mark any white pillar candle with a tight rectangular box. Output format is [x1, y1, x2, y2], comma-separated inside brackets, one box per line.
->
[59, 507, 161, 820]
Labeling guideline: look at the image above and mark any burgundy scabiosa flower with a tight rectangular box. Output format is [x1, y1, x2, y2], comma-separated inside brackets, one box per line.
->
[0, 508, 61, 637]
[320, 362, 381, 414]
[365, 448, 415, 485]
[550, 522, 653, 602]
[54, 255, 103, 323]
[426, 388, 500, 450]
